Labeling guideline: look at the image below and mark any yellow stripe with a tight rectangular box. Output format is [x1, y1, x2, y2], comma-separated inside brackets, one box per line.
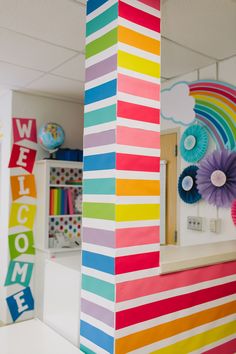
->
[118, 50, 160, 78]
[151, 320, 236, 354]
[116, 204, 160, 221]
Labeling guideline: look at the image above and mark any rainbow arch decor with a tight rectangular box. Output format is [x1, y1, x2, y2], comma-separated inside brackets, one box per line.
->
[81, 1, 236, 353]
[161, 80, 236, 151]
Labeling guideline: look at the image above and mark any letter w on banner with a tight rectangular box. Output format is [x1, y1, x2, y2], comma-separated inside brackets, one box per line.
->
[12, 118, 37, 143]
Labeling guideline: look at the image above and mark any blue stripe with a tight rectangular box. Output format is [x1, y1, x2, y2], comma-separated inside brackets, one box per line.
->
[85, 80, 117, 105]
[82, 251, 115, 274]
[84, 152, 116, 171]
[195, 108, 228, 144]
[87, 0, 109, 15]
[80, 320, 114, 353]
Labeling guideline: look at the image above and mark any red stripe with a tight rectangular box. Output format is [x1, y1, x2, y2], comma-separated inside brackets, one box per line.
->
[190, 86, 236, 104]
[119, 1, 160, 33]
[203, 338, 236, 354]
[118, 101, 160, 124]
[116, 251, 159, 274]
[116, 281, 236, 329]
[116, 261, 236, 302]
[190, 82, 235, 96]
[138, 0, 160, 10]
[117, 154, 160, 172]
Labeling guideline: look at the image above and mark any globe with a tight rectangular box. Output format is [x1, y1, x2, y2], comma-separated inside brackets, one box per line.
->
[38, 123, 65, 153]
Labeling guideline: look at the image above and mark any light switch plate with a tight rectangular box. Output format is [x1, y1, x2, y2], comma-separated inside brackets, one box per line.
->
[209, 218, 221, 233]
[187, 216, 203, 231]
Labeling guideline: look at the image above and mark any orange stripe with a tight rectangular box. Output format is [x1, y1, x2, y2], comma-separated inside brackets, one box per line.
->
[117, 179, 160, 196]
[115, 301, 236, 354]
[190, 90, 235, 112]
[118, 26, 160, 55]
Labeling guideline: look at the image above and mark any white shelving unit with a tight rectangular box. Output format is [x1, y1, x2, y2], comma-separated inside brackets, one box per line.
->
[35, 159, 83, 252]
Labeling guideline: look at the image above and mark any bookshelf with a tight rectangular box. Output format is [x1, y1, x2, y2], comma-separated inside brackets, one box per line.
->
[35, 160, 83, 251]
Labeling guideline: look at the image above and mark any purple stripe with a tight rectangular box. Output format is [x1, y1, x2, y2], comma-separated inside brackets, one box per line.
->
[196, 115, 224, 149]
[81, 298, 114, 327]
[84, 129, 116, 148]
[83, 227, 115, 248]
[86, 54, 117, 82]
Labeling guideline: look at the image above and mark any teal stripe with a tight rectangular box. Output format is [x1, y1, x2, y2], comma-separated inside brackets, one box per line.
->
[80, 344, 96, 354]
[83, 178, 116, 195]
[84, 104, 116, 127]
[86, 3, 118, 37]
[82, 274, 114, 301]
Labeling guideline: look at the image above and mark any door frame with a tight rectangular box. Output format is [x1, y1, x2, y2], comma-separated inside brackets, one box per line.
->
[160, 127, 181, 245]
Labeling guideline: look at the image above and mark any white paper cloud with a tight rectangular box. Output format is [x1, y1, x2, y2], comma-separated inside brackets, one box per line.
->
[161, 82, 196, 125]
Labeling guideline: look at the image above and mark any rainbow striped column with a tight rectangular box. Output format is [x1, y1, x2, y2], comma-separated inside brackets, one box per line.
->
[81, 0, 160, 353]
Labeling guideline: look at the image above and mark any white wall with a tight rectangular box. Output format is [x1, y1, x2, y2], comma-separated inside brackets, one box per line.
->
[161, 56, 236, 246]
[0, 91, 12, 323]
[12, 92, 84, 159]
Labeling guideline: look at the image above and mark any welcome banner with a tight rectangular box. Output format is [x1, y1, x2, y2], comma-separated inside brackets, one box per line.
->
[5, 117, 37, 322]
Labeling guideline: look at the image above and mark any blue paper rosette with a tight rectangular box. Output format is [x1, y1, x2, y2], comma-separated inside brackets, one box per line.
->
[180, 125, 208, 163]
[178, 165, 202, 204]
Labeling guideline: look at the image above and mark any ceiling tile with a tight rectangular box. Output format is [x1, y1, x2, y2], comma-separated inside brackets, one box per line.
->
[52, 54, 85, 81]
[0, 28, 77, 72]
[0, 61, 43, 87]
[162, 0, 236, 60]
[0, 0, 86, 51]
[161, 38, 215, 78]
[26, 74, 85, 101]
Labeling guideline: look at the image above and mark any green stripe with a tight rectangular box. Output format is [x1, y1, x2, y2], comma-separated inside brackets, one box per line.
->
[83, 178, 116, 195]
[83, 202, 115, 220]
[82, 274, 114, 301]
[84, 105, 117, 127]
[80, 344, 96, 354]
[86, 28, 118, 59]
[86, 3, 118, 37]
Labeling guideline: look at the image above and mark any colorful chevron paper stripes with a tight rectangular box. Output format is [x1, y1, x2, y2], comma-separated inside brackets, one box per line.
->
[80, 1, 236, 353]
[189, 80, 236, 150]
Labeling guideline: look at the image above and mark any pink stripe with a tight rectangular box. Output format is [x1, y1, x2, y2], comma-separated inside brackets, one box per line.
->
[190, 82, 235, 96]
[116, 260, 236, 302]
[118, 73, 160, 101]
[116, 226, 159, 248]
[117, 126, 160, 149]
[203, 338, 236, 354]
[138, 0, 160, 10]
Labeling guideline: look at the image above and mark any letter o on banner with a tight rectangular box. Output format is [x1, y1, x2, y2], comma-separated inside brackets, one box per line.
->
[14, 233, 29, 254]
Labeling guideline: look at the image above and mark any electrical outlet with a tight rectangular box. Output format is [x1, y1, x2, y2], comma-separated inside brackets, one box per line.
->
[209, 218, 221, 233]
[187, 216, 203, 231]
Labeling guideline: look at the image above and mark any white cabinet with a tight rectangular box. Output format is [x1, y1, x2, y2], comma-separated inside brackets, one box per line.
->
[35, 159, 83, 252]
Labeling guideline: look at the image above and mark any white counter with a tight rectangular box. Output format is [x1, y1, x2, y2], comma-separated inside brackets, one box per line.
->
[160, 240, 236, 273]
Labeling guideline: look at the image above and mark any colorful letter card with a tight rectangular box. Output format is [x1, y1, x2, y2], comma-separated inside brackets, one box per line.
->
[9, 203, 37, 229]
[8, 231, 35, 260]
[5, 261, 34, 287]
[10, 174, 37, 201]
[6, 287, 34, 322]
[12, 118, 37, 143]
[8, 144, 37, 173]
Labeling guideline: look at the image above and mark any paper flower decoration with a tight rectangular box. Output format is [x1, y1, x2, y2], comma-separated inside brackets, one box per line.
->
[196, 149, 236, 208]
[180, 125, 208, 163]
[178, 165, 202, 204]
[231, 200, 236, 226]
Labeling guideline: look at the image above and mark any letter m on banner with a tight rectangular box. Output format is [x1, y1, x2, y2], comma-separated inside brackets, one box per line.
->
[12, 118, 37, 143]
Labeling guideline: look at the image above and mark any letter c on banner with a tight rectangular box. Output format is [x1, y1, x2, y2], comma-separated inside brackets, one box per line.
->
[14, 233, 29, 254]
[17, 205, 29, 225]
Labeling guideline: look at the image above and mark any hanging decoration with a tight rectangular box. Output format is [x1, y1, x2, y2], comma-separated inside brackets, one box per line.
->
[178, 165, 201, 204]
[180, 125, 209, 163]
[196, 149, 236, 208]
[231, 200, 236, 226]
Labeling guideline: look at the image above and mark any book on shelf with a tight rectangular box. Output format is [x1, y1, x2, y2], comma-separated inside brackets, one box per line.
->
[50, 188, 76, 216]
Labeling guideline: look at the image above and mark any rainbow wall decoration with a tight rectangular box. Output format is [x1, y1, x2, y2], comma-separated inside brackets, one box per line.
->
[189, 80, 236, 151]
[81, 1, 236, 353]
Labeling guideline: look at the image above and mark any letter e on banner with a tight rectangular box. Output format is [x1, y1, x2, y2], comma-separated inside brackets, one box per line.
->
[8, 144, 37, 173]
[6, 287, 34, 322]
[12, 118, 37, 143]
